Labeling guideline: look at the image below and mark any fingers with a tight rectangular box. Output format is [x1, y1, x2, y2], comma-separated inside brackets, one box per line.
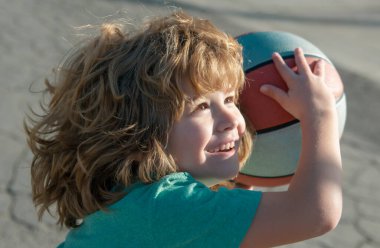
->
[260, 84, 288, 106]
[313, 59, 325, 78]
[274, 48, 323, 78]
[272, 52, 295, 84]
[294, 48, 312, 75]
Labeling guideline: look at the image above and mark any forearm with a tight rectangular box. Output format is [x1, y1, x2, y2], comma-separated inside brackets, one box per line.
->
[289, 109, 342, 232]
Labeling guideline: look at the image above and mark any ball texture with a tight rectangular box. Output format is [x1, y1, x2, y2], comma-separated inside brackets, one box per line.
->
[235, 31, 346, 187]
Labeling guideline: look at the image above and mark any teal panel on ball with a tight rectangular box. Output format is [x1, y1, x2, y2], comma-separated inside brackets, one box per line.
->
[236, 31, 331, 71]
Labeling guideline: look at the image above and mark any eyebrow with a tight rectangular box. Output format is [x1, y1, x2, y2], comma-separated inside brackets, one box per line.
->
[184, 89, 238, 105]
[184, 95, 207, 105]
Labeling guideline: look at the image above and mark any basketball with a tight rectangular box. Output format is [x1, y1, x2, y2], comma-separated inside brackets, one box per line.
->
[235, 31, 347, 187]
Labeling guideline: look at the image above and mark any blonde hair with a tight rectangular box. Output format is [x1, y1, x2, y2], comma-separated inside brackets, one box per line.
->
[25, 11, 252, 228]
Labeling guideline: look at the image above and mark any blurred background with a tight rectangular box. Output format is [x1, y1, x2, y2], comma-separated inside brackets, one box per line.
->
[1, 0, 379, 247]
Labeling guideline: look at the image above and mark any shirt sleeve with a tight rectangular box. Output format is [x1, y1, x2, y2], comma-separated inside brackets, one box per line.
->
[150, 173, 262, 248]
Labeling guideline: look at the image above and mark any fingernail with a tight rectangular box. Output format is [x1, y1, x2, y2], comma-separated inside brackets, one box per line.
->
[272, 52, 280, 60]
[260, 85, 268, 92]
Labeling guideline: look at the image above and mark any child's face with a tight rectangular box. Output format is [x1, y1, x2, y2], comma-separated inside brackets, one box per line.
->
[167, 80, 246, 186]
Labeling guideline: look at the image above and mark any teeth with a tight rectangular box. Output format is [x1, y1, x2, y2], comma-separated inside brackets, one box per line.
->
[220, 144, 226, 151]
[208, 141, 235, 153]
[225, 143, 231, 150]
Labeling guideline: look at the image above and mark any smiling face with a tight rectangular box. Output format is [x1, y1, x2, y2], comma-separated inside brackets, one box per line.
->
[167, 80, 247, 186]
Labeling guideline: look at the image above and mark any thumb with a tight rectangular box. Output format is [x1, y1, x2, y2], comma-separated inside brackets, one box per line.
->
[260, 84, 288, 105]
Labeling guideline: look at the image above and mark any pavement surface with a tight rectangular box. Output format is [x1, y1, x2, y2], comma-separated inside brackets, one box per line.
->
[1, 0, 379, 247]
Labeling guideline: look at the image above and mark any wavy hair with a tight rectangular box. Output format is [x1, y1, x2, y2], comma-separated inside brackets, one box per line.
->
[24, 11, 252, 228]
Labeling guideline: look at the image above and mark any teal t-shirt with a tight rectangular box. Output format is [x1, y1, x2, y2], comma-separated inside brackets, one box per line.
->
[58, 172, 262, 248]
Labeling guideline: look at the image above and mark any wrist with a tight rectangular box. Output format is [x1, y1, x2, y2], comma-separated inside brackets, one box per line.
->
[300, 107, 338, 134]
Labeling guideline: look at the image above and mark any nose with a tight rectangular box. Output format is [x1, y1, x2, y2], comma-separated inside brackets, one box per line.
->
[215, 107, 239, 133]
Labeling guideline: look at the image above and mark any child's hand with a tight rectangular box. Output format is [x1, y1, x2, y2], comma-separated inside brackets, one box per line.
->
[259, 48, 336, 122]
[241, 48, 342, 248]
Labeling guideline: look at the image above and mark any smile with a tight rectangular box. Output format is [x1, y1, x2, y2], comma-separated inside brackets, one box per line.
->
[206, 141, 235, 153]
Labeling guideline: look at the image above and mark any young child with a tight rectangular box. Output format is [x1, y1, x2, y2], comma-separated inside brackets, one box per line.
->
[25, 11, 342, 248]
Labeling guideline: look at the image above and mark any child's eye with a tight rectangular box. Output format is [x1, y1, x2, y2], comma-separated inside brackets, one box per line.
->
[225, 96, 235, 104]
[196, 103, 209, 111]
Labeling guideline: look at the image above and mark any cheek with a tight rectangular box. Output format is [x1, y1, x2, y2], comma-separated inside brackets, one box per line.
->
[236, 109, 247, 137]
[168, 119, 211, 159]
[180, 121, 210, 150]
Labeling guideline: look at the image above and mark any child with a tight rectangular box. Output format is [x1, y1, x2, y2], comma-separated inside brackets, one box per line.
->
[25, 11, 342, 247]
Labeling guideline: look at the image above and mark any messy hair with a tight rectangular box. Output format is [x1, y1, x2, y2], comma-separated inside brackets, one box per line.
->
[25, 11, 252, 228]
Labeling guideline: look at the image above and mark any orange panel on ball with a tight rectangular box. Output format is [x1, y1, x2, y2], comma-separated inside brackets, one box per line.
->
[240, 57, 344, 132]
[235, 173, 293, 187]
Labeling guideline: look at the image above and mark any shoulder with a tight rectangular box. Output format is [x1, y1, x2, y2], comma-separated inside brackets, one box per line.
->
[150, 172, 262, 221]
[112, 172, 262, 211]
[150, 173, 262, 247]
[155, 172, 198, 188]
[109, 172, 204, 209]
[152, 172, 208, 198]
[149, 172, 262, 206]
